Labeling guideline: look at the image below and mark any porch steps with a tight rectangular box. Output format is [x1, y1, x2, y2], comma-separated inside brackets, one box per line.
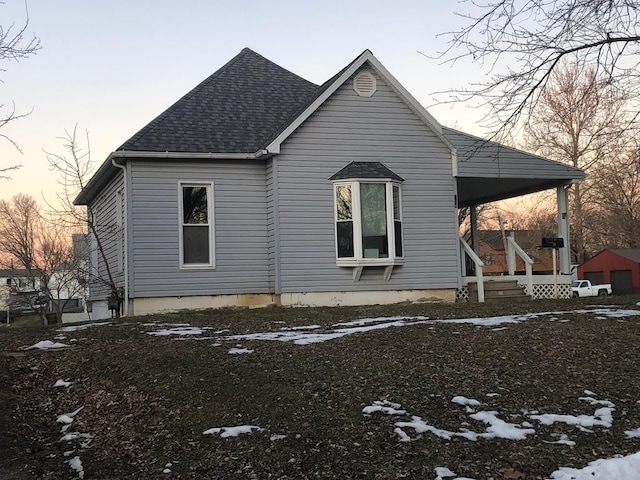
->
[468, 279, 530, 303]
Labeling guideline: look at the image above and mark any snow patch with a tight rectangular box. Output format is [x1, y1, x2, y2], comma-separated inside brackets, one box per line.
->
[203, 425, 263, 437]
[362, 400, 407, 416]
[66, 456, 84, 479]
[452, 396, 481, 407]
[547, 451, 640, 479]
[25, 340, 70, 350]
[57, 322, 111, 332]
[54, 379, 71, 388]
[228, 347, 254, 355]
[148, 326, 208, 336]
[624, 427, 640, 438]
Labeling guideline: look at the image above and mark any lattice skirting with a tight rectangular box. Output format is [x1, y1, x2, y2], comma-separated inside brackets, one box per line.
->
[456, 287, 469, 302]
[456, 284, 571, 301]
[529, 283, 572, 299]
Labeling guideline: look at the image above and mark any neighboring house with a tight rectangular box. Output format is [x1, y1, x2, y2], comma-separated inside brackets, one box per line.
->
[0, 264, 89, 322]
[474, 230, 555, 275]
[577, 249, 640, 295]
[75, 48, 585, 319]
[0, 269, 43, 317]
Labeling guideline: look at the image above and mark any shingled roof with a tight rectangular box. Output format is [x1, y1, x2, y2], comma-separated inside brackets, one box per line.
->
[329, 161, 404, 182]
[119, 48, 320, 153]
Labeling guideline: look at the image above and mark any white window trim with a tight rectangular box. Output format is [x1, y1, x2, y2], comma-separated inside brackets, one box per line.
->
[333, 179, 404, 267]
[178, 181, 215, 269]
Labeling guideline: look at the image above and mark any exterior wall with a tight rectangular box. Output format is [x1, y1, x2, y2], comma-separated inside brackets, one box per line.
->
[275, 67, 460, 293]
[266, 159, 277, 292]
[129, 288, 454, 316]
[578, 250, 640, 293]
[88, 171, 125, 302]
[128, 160, 270, 298]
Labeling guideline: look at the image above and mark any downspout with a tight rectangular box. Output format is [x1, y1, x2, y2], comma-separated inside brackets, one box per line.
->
[111, 157, 129, 316]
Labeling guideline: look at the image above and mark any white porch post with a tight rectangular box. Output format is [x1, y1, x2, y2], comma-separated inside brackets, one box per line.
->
[557, 186, 571, 274]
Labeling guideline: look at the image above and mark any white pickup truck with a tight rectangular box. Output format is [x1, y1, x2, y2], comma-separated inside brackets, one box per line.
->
[572, 280, 613, 297]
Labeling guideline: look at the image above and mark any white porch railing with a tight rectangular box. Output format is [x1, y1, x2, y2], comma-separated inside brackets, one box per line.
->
[459, 236, 485, 303]
[506, 234, 534, 299]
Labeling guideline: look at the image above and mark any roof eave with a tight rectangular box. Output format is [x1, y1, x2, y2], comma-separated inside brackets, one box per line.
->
[74, 149, 272, 206]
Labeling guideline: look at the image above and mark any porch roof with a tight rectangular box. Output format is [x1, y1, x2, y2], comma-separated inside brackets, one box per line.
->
[443, 128, 586, 207]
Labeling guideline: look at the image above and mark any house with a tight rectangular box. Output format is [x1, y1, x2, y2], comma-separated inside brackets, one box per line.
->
[0, 266, 88, 322]
[474, 230, 555, 275]
[577, 249, 640, 294]
[75, 48, 585, 319]
[0, 269, 43, 319]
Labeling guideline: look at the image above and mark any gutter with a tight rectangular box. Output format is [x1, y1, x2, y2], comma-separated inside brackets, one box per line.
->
[111, 149, 271, 159]
[111, 157, 129, 317]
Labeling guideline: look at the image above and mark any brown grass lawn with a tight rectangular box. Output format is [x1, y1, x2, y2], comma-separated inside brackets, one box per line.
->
[2, 296, 640, 479]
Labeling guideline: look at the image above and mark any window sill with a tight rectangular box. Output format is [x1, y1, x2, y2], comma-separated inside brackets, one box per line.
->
[336, 259, 404, 282]
[180, 264, 216, 270]
[336, 258, 404, 268]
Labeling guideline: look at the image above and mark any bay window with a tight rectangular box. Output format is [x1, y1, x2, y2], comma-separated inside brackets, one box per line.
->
[333, 180, 403, 265]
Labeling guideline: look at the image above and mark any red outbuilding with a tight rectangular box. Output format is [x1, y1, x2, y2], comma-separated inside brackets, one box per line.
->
[577, 249, 640, 295]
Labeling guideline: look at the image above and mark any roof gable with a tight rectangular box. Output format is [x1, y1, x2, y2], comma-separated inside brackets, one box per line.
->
[119, 48, 319, 154]
[264, 50, 453, 155]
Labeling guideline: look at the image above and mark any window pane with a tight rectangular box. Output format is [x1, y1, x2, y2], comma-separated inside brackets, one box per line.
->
[336, 185, 352, 221]
[183, 226, 210, 264]
[183, 186, 208, 224]
[360, 183, 388, 258]
[393, 186, 401, 220]
[394, 220, 403, 257]
[337, 221, 354, 258]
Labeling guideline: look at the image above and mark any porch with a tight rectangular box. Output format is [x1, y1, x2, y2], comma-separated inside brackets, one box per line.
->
[443, 127, 585, 302]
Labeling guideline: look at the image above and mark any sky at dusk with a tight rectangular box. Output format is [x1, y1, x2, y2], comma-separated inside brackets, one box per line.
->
[0, 1, 491, 205]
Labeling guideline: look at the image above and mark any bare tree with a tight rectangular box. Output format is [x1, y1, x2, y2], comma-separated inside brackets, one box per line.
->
[524, 62, 628, 262]
[45, 126, 123, 316]
[590, 143, 640, 248]
[0, 194, 85, 324]
[435, 0, 640, 132]
[0, 2, 41, 177]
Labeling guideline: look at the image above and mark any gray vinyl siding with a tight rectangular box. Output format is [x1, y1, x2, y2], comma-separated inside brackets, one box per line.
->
[128, 160, 270, 297]
[88, 171, 125, 300]
[266, 159, 276, 292]
[275, 67, 460, 292]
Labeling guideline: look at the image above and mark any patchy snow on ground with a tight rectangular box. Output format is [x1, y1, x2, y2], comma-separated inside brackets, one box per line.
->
[452, 396, 482, 407]
[203, 425, 263, 438]
[24, 340, 70, 350]
[228, 347, 254, 355]
[147, 326, 211, 336]
[365, 398, 535, 442]
[548, 451, 640, 479]
[66, 456, 84, 479]
[54, 379, 71, 388]
[144, 305, 640, 349]
[624, 427, 640, 438]
[57, 322, 111, 332]
[362, 400, 407, 415]
[544, 434, 576, 447]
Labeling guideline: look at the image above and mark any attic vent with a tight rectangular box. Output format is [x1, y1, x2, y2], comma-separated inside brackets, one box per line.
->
[353, 71, 377, 97]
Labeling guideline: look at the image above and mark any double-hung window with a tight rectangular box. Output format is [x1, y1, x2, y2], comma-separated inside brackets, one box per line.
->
[332, 178, 404, 266]
[179, 182, 214, 268]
